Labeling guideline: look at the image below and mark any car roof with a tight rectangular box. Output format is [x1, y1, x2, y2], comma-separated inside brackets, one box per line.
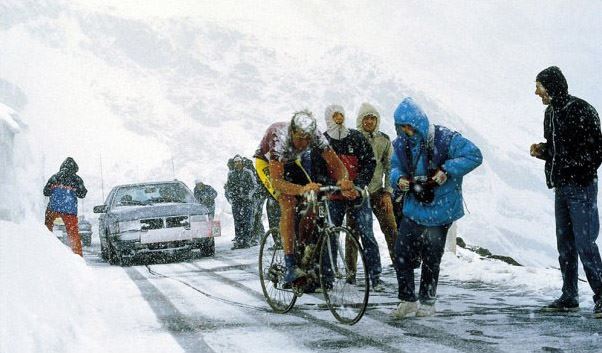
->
[111, 180, 185, 189]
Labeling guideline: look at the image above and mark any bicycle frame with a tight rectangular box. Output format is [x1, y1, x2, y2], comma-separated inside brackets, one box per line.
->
[295, 186, 368, 290]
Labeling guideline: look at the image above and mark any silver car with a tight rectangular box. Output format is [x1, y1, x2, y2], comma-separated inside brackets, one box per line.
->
[93, 180, 216, 265]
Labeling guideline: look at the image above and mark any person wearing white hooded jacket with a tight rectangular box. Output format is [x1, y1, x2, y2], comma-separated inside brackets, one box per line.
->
[309, 105, 385, 291]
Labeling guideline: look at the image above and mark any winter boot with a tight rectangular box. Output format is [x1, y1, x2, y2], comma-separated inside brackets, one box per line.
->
[346, 272, 356, 285]
[283, 254, 306, 285]
[541, 297, 579, 312]
[594, 299, 602, 319]
[416, 303, 436, 317]
[390, 300, 418, 319]
[371, 278, 386, 293]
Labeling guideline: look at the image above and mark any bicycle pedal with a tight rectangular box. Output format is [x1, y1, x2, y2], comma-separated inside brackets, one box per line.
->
[291, 278, 307, 296]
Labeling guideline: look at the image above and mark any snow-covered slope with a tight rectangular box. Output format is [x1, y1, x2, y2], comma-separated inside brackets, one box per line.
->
[0, 221, 104, 353]
[1, 1, 601, 266]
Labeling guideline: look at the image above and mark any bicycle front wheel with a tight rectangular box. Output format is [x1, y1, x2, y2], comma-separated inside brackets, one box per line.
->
[258, 228, 297, 313]
[319, 226, 369, 325]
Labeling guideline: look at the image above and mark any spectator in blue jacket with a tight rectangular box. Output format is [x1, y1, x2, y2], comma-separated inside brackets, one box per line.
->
[43, 157, 87, 256]
[390, 98, 482, 318]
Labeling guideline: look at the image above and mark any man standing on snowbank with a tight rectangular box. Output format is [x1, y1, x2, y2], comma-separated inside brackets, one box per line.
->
[530, 66, 602, 318]
[43, 157, 87, 256]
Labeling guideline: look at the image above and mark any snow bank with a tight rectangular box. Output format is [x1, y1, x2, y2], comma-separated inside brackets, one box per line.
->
[0, 221, 105, 353]
[442, 248, 596, 305]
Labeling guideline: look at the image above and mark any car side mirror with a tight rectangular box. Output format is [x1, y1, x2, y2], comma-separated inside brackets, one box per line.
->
[93, 205, 108, 213]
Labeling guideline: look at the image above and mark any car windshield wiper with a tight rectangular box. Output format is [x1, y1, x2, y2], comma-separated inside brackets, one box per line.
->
[119, 200, 146, 206]
[150, 197, 185, 203]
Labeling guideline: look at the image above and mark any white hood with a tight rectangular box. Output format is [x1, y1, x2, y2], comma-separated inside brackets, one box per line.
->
[324, 104, 349, 140]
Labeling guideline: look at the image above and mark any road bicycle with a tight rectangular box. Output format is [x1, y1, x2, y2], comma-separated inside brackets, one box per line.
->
[258, 186, 370, 325]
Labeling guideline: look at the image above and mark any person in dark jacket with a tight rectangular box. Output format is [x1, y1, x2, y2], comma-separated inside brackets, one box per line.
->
[243, 157, 265, 246]
[530, 66, 602, 318]
[390, 97, 482, 318]
[193, 179, 217, 219]
[43, 157, 87, 256]
[311, 104, 384, 291]
[225, 155, 257, 249]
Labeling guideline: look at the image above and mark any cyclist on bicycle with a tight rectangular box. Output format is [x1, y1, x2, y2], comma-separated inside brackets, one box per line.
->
[254, 110, 355, 284]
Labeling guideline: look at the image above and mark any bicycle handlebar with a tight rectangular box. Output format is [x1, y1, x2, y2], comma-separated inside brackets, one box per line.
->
[304, 185, 369, 208]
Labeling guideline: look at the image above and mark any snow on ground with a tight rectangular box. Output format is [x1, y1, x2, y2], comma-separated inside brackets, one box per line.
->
[1, 1, 601, 352]
[0, 221, 103, 353]
[0, 220, 182, 353]
[442, 249, 596, 307]
[1, 218, 597, 353]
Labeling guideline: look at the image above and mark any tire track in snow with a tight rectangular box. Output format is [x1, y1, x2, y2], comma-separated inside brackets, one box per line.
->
[124, 267, 216, 353]
[179, 261, 408, 353]
[185, 255, 506, 353]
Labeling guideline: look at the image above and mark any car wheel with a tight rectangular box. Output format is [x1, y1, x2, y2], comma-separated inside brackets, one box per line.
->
[107, 240, 120, 265]
[120, 255, 132, 267]
[100, 239, 108, 261]
[200, 238, 215, 257]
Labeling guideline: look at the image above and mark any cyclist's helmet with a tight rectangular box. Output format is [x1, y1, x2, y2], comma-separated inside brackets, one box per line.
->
[290, 110, 317, 136]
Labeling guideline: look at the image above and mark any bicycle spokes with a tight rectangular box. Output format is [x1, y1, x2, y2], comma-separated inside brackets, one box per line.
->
[259, 228, 297, 313]
[320, 227, 369, 325]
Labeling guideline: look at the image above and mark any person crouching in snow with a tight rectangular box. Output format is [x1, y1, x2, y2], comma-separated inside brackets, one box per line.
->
[390, 98, 482, 318]
[43, 157, 88, 256]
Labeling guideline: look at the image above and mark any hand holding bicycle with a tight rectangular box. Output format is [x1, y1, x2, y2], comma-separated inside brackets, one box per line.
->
[337, 179, 358, 200]
[299, 182, 321, 196]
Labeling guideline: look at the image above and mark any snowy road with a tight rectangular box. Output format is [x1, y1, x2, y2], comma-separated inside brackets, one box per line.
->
[84, 245, 601, 353]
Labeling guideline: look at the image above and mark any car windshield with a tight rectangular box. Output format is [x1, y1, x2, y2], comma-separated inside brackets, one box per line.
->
[113, 183, 195, 207]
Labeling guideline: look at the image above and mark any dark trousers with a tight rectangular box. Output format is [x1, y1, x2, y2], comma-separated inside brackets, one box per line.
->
[393, 217, 450, 304]
[231, 201, 253, 245]
[266, 196, 281, 230]
[555, 182, 602, 303]
[329, 198, 382, 283]
[251, 195, 266, 242]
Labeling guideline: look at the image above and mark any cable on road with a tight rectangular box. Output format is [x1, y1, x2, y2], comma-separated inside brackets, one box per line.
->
[145, 264, 274, 313]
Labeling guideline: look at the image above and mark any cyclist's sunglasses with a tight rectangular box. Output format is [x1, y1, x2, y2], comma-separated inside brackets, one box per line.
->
[292, 129, 312, 140]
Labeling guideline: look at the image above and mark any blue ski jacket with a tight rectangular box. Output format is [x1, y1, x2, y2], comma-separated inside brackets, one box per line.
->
[390, 98, 482, 226]
[43, 157, 87, 215]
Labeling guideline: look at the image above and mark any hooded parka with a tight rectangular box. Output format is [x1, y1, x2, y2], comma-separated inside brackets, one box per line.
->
[356, 102, 394, 195]
[391, 98, 482, 227]
[536, 66, 602, 188]
[43, 157, 87, 215]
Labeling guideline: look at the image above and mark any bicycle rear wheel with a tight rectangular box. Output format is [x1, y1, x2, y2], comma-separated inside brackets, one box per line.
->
[258, 228, 297, 313]
[319, 226, 369, 325]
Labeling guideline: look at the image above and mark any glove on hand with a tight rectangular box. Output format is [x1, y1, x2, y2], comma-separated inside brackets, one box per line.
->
[432, 169, 448, 185]
[530, 143, 545, 158]
[397, 177, 410, 192]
